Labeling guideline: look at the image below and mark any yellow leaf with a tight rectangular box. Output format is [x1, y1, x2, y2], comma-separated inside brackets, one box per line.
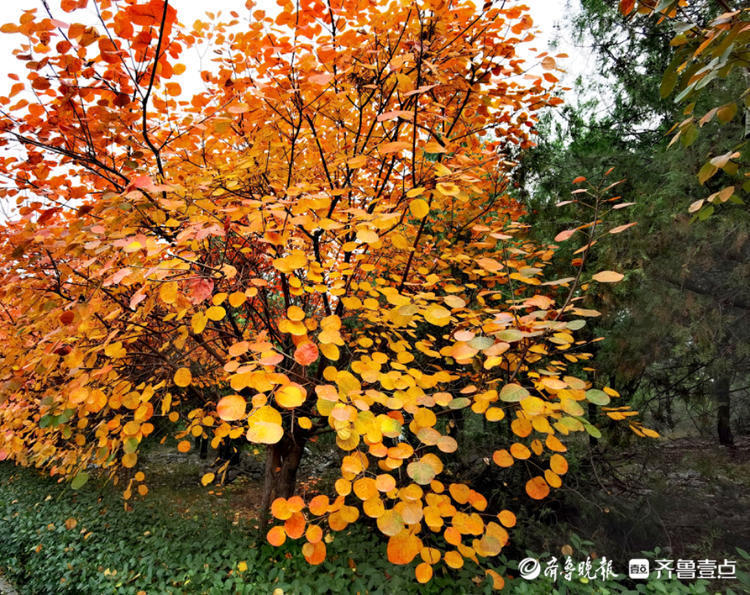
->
[287, 305, 305, 321]
[124, 240, 142, 253]
[409, 198, 429, 219]
[104, 342, 126, 359]
[435, 182, 460, 196]
[159, 282, 178, 305]
[276, 384, 306, 408]
[191, 311, 207, 334]
[357, 228, 379, 244]
[246, 406, 283, 444]
[174, 367, 192, 387]
[206, 306, 226, 321]
[424, 305, 451, 326]
[377, 510, 404, 537]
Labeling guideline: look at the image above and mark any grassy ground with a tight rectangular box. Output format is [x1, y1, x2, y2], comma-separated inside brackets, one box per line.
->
[0, 459, 499, 594]
[1, 434, 749, 594]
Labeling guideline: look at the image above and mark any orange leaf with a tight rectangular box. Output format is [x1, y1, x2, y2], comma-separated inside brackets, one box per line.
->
[267, 526, 286, 546]
[284, 512, 306, 539]
[174, 367, 192, 387]
[525, 476, 550, 500]
[492, 449, 514, 467]
[415, 562, 433, 583]
[550, 454, 568, 475]
[444, 550, 464, 569]
[309, 72, 333, 86]
[308, 495, 330, 516]
[448, 483, 470, 504]
[306, 524, 323, 543]
[302, 540, 326, 564]
[498, 510, 516, 528]
[486, 569, 505, 590]
[554, 229, 576, 242]
[380, 141, 410, 154]
[375, 474, 396, 493]
[387, 530, 422, 565]
[619, 0, 636, 15]
[216, 395, 246, 421]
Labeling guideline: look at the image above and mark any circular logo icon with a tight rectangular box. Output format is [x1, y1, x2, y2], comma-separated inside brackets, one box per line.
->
[519, 557, 541, 580]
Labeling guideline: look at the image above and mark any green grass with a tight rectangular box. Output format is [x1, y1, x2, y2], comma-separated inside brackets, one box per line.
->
[0, 463, 495, 594]
[1, 462, 747, 594]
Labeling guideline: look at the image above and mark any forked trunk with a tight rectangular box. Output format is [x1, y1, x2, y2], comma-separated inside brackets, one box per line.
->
[258, 433, 306, 534]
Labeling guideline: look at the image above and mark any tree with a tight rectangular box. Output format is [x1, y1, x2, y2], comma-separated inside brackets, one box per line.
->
[519, 0, 749, 448]
[618, 0, 749, 217]
[608, 0, 750, 444]
[0, 0, 650, 585]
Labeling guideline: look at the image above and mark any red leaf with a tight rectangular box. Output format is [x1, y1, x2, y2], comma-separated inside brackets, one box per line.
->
[619, 0, 636, 15]
[294, 341, 319, 366]
[133, 175, 153, 189]
[187, 278, 214, 304]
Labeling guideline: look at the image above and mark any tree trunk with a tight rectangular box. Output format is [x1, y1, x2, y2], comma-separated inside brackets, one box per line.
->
[714, 375, 734, 446]
[258, 433, 307, 534]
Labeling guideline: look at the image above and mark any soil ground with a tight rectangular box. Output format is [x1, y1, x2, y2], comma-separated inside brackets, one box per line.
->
[562, 435, 750, 562]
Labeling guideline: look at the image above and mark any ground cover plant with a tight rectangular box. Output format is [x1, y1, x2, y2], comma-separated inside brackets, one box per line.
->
[4, 461, 748, 593]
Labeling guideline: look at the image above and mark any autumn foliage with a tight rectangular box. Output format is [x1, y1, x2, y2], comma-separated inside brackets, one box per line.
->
[0, 0, 652, 586]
